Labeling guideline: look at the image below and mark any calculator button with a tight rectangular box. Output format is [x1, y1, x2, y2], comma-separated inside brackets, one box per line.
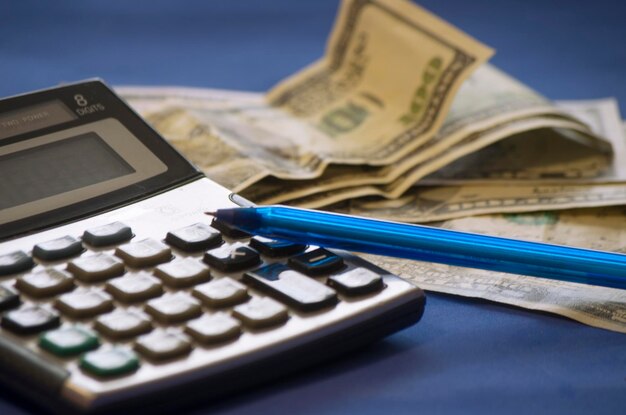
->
[39, 326, 100, 357]
[67, 254, 125, 283]
[249, 236, 307, 258]
[0, 251, 34, 276]
[15, 268, 75, 298]
[145, 293, 202, 325]
[33, 236, 83, 262]
[210, 218, 250, 239]
[328, 267, 384, 296]
[135, 330, 192, 361]
[1, 306, 60, 335]
[0, 285, 21, 312]
[166, 223, 222, 252]
[154, 259, 211, 288]
[288, 248, 345, 276]
[105, 273, 163, 303]
[244, 264, 337, 311]
[82, 222, 133, 247]
[185, 313, 241, 344]
[232, 297, 288, 329]
[55, 290, 114, 319]
[80, 347, 140, 378]
[203, 243, 260, 272]
[95, 310, 152, 340]
[115, 238, 172, 268]
[192, 277, 248, 308]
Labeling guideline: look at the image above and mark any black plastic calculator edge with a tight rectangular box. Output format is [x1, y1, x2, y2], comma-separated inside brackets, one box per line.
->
[0, 280, 425, 414]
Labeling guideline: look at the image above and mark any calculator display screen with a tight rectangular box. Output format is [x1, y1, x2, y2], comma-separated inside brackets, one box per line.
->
[0, 80, 201, 241]
[0, 132, 135, 210]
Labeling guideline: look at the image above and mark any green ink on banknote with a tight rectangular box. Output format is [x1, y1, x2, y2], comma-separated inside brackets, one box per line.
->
[317, 101, 369, 137]
[399, 57, 443, 125]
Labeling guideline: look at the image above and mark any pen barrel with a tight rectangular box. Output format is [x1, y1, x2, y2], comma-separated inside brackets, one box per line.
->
[246, 207, 626, 290]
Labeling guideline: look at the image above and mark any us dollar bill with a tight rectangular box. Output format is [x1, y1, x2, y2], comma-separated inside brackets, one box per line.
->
[421, 98, 625, 185]
[241, 64, 603, 204]
[359, 206, 626, 333]
[341, 182, 626, 222]
[266, 0, 493, 165]
[280, 98, 622, 210]
[276, 116, 601, 207]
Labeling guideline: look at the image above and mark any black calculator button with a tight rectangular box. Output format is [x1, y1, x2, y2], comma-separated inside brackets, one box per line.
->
[0, 251, 34, 276]
[192, 277, 248, 308]
[249, 236, 307, 257]
[154, 259, 211, 289]
[210, 218, 250, 239]
[95, 310, 152, 340]
[115, 238, 172, 268]
[1, 306, 60, 335]
[145, 293, 202, 325]
[55, 290, 114, 319]
[328, 267, 384, 296]
[232, 297, 288, 329]
[39, 326, 100, 357]
[135, 330, 192, 361]
[244, 264, 337, 311]
[166, 223, 222, 252]
[0, 285, 21, 312]
[67, 254, 125, 283]
[288, 248, 345, 276]
[185, 313, 241, 344]
[203, 243, 260, 272]
[15, 268, 75, 298]
[105, 273, 163, 303]
[33, 236, 83, 262]
[82, 222, 133, 247]
[80, 347, 140, 378]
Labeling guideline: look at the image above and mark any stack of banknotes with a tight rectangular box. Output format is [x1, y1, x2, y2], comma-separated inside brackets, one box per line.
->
[117, 0, 626, 332]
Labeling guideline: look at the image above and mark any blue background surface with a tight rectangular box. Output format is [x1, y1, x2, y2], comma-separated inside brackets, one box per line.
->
[1, 1, 626, 414]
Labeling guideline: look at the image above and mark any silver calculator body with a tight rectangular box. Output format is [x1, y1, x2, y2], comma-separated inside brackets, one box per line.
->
[0, 81, 425, 413]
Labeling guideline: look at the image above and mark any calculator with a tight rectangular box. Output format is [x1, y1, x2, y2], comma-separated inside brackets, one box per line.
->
[0, 80, 425, 414]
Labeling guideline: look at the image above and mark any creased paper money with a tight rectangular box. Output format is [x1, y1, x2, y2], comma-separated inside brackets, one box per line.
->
[360, 206, 626, 333]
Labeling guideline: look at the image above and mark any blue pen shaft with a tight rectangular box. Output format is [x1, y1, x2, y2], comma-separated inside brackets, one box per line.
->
[212, 206, 626, 290]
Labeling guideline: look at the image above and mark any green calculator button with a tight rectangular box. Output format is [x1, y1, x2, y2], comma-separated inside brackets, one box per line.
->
[80, 348, 140, 377]
[39, 326, 100, 357]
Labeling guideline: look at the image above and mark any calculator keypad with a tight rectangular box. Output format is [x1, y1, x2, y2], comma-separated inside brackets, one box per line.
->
[185, 312, 241, 344]
[288, 248, 345, 276]
[0, 213, 391, 384]
[203, 242, 261, 272]
[67, 254, 125, 283]
[135, 330, 192, 361]
[192, 277, 248, 308]
[15, 268, 75, 298]
[154, 259, 211, 288]
[55, 290, 114, 319]
[39, 326, 100, 357]
[232, 297, 289, 329]
[1, 305, 60, 335]
[244, 263, 337, 311]
[145, 293, 202, 325]
[82, 222, 133, 247]
[33, 236, 84, 262]
[0, 251, 34, 276]
[0, 285, 20, 312]
[105, 273, 163, 303]
[115, 239, 172, 268]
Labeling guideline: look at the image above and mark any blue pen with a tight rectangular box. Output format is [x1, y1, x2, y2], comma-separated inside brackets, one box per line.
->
[207, 205, 626, 290]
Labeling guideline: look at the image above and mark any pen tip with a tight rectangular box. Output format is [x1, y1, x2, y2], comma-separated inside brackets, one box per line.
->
[204, 211, 217, 216]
